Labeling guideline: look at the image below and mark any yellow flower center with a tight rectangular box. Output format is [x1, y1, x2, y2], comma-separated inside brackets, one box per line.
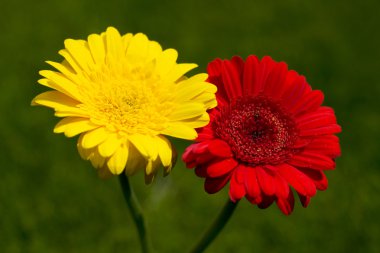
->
[78, 58, 175, 135]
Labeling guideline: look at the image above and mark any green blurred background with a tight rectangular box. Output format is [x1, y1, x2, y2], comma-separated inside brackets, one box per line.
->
[0, 0, 379, 252]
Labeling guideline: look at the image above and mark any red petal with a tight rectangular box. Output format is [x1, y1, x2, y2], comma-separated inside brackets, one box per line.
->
[296, 107, 335, 124]
[197, 133, 214, 141]
[292, 137, 312, 148]
[192, 142, 208, 154]
[289, 152, 336, 170]
[195, 152, 215, 164]
[195, 165, 208, 177]
[275, 163, 317, 197]
[272, 171, 290, 199]
[251, 56, 274, 96]
[207, 139, 233, 158]
[216, 100, 229, 113]
[207, 58, 223, 76]
[204, 174, 231, 194]
[231, 56, 245, 82]
[244, 166, 261, 199]
[256, 166, 276, 196]
[206, 158, 238, 178]
[243, 55, 260, 96]
[257, 195, 275, 209]
[221, 60, 242, 99]
[291, 90, 324, 116]
[304, 135, 341, 157]
[245, 195, 262, 205]
[276, 190, 295, 215]
[296, 110, 337, 130]
[207, 59, 229, 102]
[297, 193, 311, 208]
[299, 124, 342, 136]
[298, 168, 328, 190]
[281, 75, 310, 110]
[186, 161, 196, 169]
[182, 145, 196, 166]
[263, 61, 288, 100]
[197, 126, 215, 141]
[229, 168, 246, 202]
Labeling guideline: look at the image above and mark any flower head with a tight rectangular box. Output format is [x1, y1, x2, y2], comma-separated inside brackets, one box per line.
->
[183, 56, 341, 214]
[32, 27, 217, 183]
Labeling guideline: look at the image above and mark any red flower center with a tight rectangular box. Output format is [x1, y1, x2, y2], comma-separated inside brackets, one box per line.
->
[213, 96, 298, 166]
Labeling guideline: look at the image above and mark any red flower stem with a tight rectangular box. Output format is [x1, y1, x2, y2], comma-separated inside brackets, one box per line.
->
[119, 174, 153, 253]
[189, 199, 239, 253]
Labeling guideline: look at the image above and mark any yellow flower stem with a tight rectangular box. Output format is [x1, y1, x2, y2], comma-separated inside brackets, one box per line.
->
[119, 174, 153, 253]
[188, 199, 239, 253]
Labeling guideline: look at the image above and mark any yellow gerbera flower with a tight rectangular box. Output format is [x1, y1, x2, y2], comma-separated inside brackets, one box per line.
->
[32, 27, 217, 183]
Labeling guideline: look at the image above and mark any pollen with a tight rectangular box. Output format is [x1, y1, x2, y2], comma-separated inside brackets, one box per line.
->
[213, 95, 298, 165]
[78, 58, 175, 135]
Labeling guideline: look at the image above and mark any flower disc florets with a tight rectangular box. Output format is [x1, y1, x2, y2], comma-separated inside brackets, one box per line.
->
[213, 96, 298, 165]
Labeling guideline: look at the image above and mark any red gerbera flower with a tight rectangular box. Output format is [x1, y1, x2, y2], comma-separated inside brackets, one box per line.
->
[183, 56, 341, 215]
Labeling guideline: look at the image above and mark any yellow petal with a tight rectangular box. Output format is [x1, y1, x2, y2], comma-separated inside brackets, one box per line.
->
[178, 113, 210, 128]
[147, 136, 159, 161]
[145, 159, 154, 175]
[81, 127, 109, 149]
[145, 156, 162, 176]
[107, 142, 129, 174]
[77, 134, 95, 160]
[154, 48, 178, 76]
[126, 33, 149, 57]
[105, 27, 123, 59]
[161, 123, 197, 140]
[31, 90, 79, 108]
[90, 151, 106, 169]
[46, 61, 77, 81]
[54, 117, 98, 137]
[164, 147, 177, 176]
[191, 92, 217, 109]
[169, 102, 205, 121]
[32, 91, 87, 117]
[146, 41, 162, 61]
[38, 71, 81, 100]
[64, 39, 94, 71]
[54, 109, 90, 118]
[88, 34, 106, 65]
[58, 49, 82, 74]
[125, 144, 146, 176]
[186, 73, 208, 82]
[128, 134, 158, 160]
[155, 136, 172, 167]
[164, 63, 197, 83]
[121, 33, 133, 52]
[204, 98, 217, 109]
[176, 81, 217, 102]
[176, 73, 208, 89]
[98, 134, 122, 157]
[128, 134, 148, 157]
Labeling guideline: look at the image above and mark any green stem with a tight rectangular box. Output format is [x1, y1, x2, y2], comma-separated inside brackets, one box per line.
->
[119, 174, 153, 253]
[189, 199, 239, 253]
